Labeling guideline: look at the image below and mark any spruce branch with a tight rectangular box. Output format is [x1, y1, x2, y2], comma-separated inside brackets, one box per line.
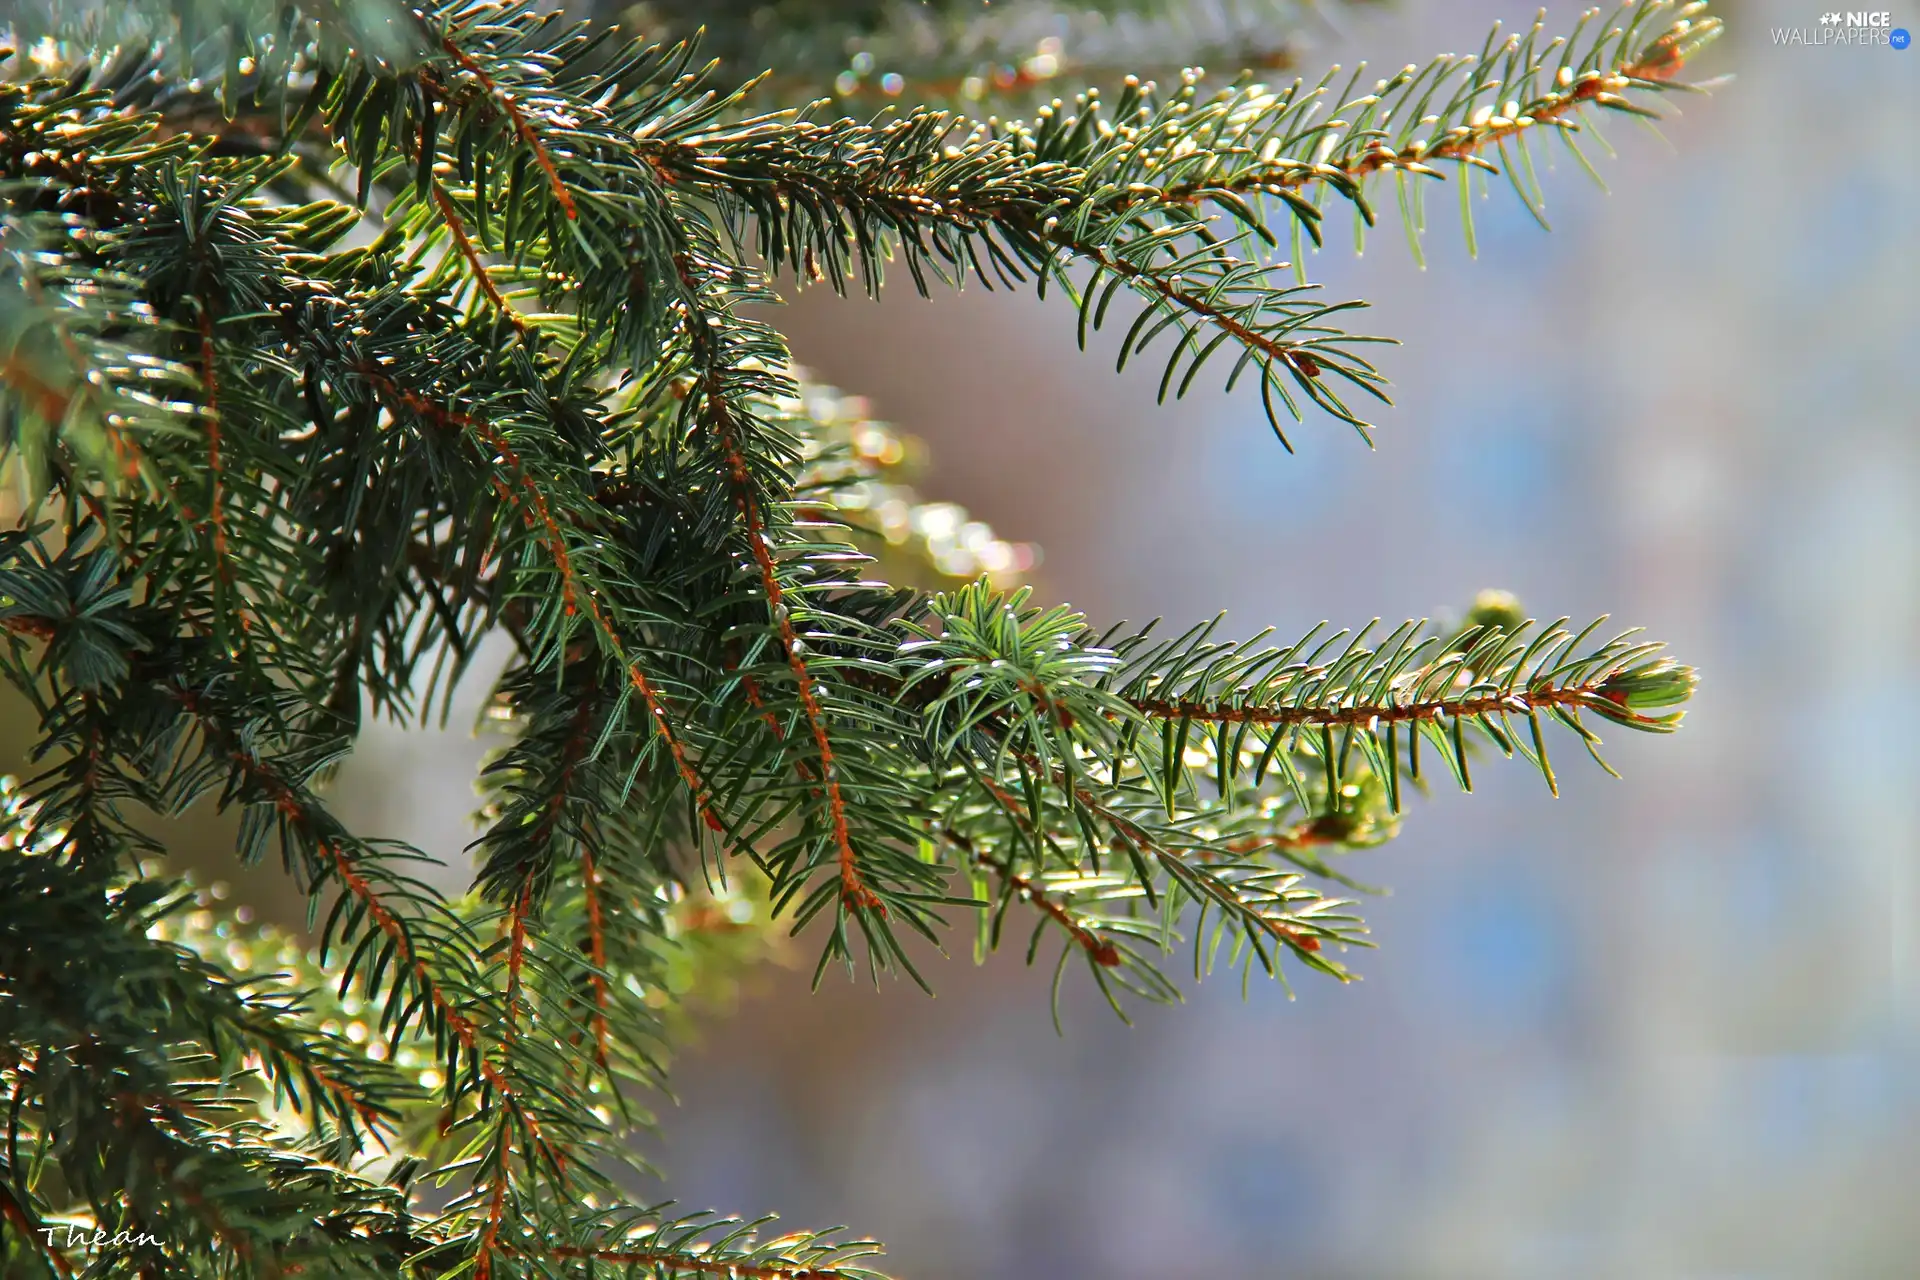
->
[132, 0, 1716, 445]
[496, 1207, 889, 1280]
[1105, 612, 1696, 797]
[0, 1, 1719, 1273]
[346, 360, 728, 833]
[629, 2, 1718, 434]
[670, 251, 882, 917]
[1, 809, 435, 1274]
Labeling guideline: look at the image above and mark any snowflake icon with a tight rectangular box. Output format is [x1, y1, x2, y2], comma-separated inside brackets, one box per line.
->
[1820, 11, 1841, 22]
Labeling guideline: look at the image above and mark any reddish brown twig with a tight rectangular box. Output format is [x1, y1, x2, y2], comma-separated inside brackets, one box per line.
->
[1113, 37, 1707, 212]
[194, 308, 253, 634]
[964, 835, 1120, 967]
[695, 362, 879, 913]
[476, 1156, 511, 1280]
[1051, 236, 1326, 381]
[978, 739, 1329, 955]
[477, 870, 539, 1280]
[501, 882, 533, 1050]
[355, 363, 726, 834]
[1219, 817, 1351, 858]
[577, 847, 613, 1070]
[2, 615, 55, 639]
[1126, 681, 1656, 729]
[171, 688, 566, 1186]
[291, 1058, 393, 1135]
[439, 37, 577, 219]
[430, 183, 530, 335]
[0, 1181, 74, 1279]
[953, 775, 1123, 965]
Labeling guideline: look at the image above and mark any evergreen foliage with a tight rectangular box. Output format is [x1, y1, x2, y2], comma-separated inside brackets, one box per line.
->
[0, 0, 1715, 1273]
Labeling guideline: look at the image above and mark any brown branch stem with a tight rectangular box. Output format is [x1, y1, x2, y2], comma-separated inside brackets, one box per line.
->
[438, 37, 577, 219]
[0, 1180, 74, 1279]
[1127, 681, 1649, 728]
[672, 250, 878, 912]
[430, 182, 530, 335]
[356, 364, 725, 833]
[951, 828, 1119, 967]
[169, 688, 565, 1183]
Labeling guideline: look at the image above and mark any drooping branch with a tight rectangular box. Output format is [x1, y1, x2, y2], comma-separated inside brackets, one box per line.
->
[712, 401, 879, 912]
[353, 363, 728, 834]
[666, 242, 883, 914]
[167, 688, 566, 1173]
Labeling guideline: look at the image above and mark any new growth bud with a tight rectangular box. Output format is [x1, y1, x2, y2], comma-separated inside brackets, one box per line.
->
[1463, 588, 1526, 637]
[1592, 659, 1698, 727]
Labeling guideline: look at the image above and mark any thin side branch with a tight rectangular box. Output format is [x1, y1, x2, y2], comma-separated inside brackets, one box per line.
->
[1128, 680, 1657, 729]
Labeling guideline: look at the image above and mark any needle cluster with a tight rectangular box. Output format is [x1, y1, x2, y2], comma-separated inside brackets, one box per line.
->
[0, 1, 1713, 1274]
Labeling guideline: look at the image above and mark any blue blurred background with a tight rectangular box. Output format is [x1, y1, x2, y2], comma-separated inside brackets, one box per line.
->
[330, 2, 1920, 1275]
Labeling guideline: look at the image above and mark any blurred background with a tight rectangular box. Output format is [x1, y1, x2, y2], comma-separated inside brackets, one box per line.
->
[15, 0, 1916, 1275]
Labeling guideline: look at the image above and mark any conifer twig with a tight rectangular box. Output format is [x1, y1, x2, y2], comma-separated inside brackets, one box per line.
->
[354, 363, 728, 833]
[0, 2, 1714, 1267]
[437, 34, 577, 218]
